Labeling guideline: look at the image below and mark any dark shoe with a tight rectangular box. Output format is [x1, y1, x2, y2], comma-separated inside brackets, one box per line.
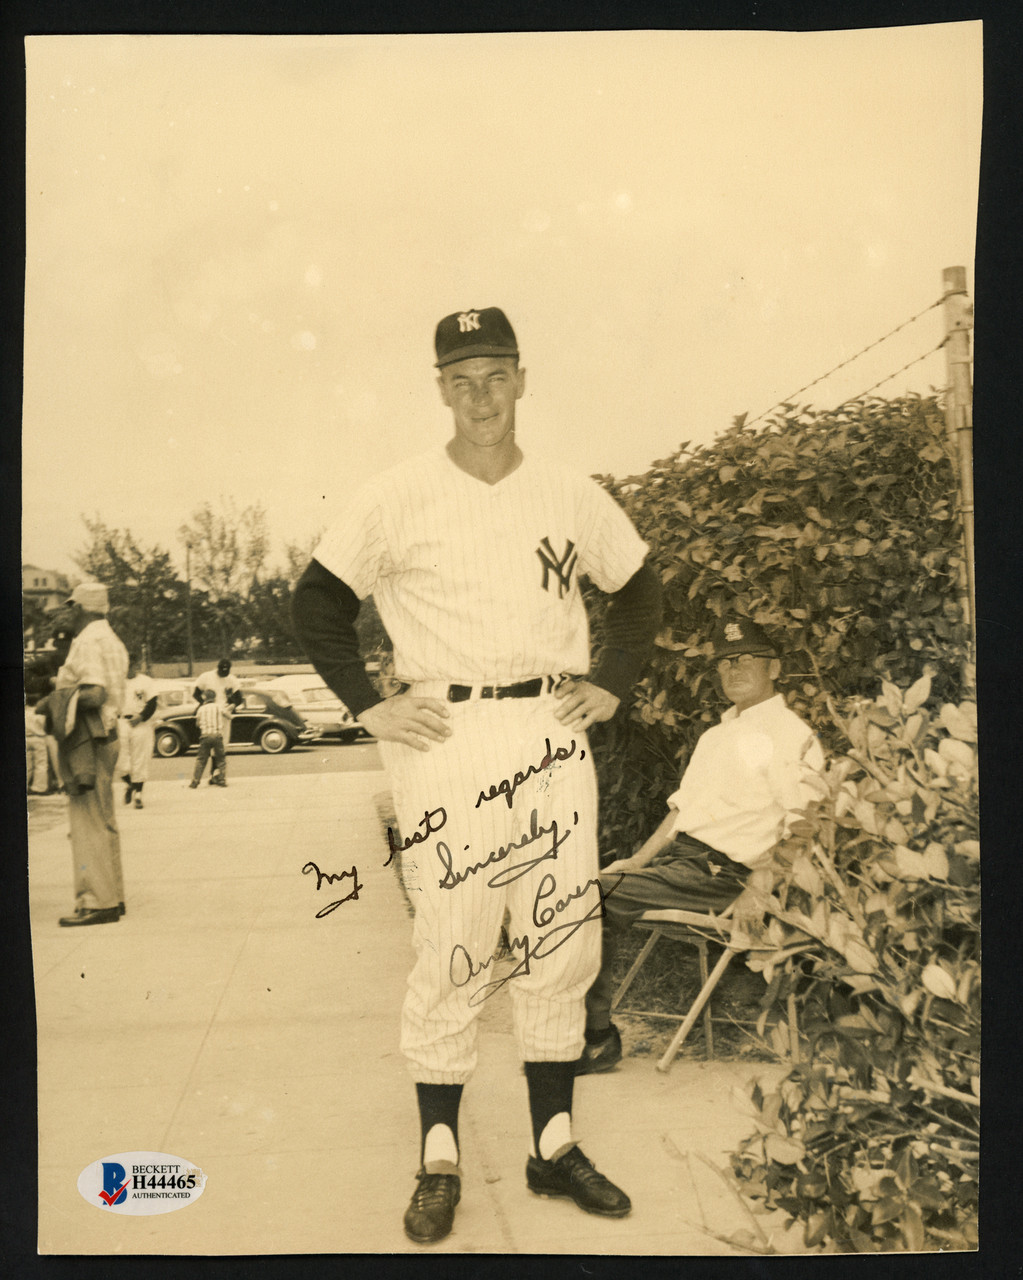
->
[118, 902, 125, 917]
[123, 785, 133, 805]
[526, 1145, 631, 1217]
[575, 1024, 623, 1076]
[59, 907, 120, 927]
[134, 797, 143, 809]
[189, 781, 200, 789]
[212, 778, 227, 787]
[403, 1169, 460, 1244]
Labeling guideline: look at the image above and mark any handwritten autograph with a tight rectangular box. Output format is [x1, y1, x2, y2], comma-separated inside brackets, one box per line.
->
[475, 738, 580, 810]
[302, 861, 364, 917]
[385, 806, 447, 867]
[449, 871, 625, 1006]
[436, 807, 576, 891]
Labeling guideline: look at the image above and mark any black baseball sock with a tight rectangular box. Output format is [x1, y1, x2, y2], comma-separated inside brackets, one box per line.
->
[524, 1060, 575, 1162]
[415, 1082, 463, 1170]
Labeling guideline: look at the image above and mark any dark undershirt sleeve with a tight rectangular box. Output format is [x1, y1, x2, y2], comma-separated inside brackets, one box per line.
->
[291, 559, 383, 719]
[588, 560, 663, 703]
[139, 696, 158, 723]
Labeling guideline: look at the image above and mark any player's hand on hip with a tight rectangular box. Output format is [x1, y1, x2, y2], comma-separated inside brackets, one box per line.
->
[357, 695, 451, 752]
[553, 679, 620, 731]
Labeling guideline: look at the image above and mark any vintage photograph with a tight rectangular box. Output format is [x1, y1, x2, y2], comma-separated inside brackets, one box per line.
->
[22, 26, 981, 1255]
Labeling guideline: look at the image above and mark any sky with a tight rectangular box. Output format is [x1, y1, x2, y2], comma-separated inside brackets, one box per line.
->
[22, 25, 982, 580]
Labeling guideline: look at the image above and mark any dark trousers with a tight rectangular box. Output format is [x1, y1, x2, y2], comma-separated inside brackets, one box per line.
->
[585, 833, 750, 1030]
[193, 734, 226, 783]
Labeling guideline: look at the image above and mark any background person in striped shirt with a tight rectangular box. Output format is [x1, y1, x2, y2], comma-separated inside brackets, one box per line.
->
[189, 689, 227, 788]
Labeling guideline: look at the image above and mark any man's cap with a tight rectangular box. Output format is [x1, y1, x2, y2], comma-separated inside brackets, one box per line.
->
[66, 582, 110, 614]
[711, 617, 778, 659]
[203, 689, 216, 700]
[434, 307, 518, 368]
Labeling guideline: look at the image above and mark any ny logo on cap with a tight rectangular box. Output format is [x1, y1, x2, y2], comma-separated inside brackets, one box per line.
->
[725, 622, 744, 642]
[457, 312, 481, 333]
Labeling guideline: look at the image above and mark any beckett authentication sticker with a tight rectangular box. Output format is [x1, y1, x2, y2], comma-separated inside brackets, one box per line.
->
[77, 1152, 207, 1216]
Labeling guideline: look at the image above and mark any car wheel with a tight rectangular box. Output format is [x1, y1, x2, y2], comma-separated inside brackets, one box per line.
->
[154, 729, 184, 758]
[259, 726, 290, 754]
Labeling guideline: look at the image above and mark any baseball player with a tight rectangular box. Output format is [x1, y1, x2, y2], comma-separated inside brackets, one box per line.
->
[118, 653, 158, 808]
[192, 657, 243, 740]
[293, 307, 662, 1245]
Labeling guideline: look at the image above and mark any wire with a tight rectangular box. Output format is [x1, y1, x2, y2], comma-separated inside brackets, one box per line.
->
[746, 296, 945, 427]
[837, 338, 949, 407]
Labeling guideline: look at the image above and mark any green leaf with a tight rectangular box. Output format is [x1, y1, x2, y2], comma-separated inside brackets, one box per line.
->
[844, 939, 878, 974]
[765, 1133, 806, 1165]
[881, 681, 903, 716]
[902, 674, 932, 714]
[899, 1204, 925, 1252]
[940, 702, 977, 742]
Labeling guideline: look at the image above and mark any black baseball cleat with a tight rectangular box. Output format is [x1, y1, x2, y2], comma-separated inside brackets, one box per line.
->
[526, 1145, 631, 1217]
[403, 1169, 461, 1244]
[59, 906, 120, 927]
[575, 1024, 623, 1075]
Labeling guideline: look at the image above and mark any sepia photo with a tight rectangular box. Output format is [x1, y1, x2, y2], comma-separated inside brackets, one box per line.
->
[22, 25, 981, 1256]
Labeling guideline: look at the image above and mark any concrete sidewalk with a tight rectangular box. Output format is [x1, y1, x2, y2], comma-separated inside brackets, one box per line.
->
[29, 770, 793, 1256]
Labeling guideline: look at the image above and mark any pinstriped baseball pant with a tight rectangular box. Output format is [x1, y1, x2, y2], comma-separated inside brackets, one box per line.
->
[380, 688, 601, 1085]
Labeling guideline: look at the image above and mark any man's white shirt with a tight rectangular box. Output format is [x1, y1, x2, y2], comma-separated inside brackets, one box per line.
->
[667, 693, 824, 865]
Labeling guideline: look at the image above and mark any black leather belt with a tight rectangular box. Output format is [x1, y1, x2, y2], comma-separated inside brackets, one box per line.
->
[396, 676, 558, 702]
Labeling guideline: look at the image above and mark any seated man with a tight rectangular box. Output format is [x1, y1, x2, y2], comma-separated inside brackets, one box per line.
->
[579, 616, 825, 1073]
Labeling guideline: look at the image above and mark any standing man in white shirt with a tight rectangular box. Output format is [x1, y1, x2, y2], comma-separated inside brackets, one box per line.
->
[50, 582, 129, 927]
[119, 653, 158, 809]
[578, 616, 825, 1073]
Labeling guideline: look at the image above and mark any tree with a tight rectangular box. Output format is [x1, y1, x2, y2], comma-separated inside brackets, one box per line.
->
[74, 517, 190, 662]
[178, 499, 270, 654]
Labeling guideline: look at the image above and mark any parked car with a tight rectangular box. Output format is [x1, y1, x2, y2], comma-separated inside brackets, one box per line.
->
[265, 674, 370, 742]
[151, 689, 321, 757]
[150, 679, 197, 715]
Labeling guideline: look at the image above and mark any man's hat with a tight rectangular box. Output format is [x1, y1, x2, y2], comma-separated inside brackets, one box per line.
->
[434, 307, 519, 368]
[66, 582, 110, 614]
[711, 616, 778, 659]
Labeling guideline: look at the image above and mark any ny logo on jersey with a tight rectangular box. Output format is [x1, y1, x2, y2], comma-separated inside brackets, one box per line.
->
[536, 537, 578, 598]
[457, 311, 481, 333]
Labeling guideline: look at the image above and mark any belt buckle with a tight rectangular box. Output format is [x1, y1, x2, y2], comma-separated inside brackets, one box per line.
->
[481, 686, 495, 699]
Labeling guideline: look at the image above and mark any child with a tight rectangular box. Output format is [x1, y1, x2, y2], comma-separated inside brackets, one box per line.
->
[190, 689, 227, 788]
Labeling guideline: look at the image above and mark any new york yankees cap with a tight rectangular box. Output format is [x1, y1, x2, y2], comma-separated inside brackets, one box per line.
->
[710, 616, 778, 658]
[434, 307, 519, 368]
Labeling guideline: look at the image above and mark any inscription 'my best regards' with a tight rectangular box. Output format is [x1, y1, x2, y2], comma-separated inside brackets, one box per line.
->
[301, 739, 585, 925]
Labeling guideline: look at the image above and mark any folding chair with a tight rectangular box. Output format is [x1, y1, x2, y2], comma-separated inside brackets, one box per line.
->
[610, 907, 801, 1073]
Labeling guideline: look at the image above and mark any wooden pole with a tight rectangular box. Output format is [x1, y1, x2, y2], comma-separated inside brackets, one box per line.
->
[185, 540, 194, 679]
[941, 266, 975, 666]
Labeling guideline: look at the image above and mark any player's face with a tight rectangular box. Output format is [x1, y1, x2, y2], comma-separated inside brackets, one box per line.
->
[437, 357, 526, 450]
[716, 653, 780, 713]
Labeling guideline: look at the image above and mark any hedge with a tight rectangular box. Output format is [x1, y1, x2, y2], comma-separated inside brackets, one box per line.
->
[588, 393, 971, 860]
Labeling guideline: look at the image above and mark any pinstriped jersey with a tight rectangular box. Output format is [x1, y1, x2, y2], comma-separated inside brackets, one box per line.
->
[314, 448, 648, 684]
